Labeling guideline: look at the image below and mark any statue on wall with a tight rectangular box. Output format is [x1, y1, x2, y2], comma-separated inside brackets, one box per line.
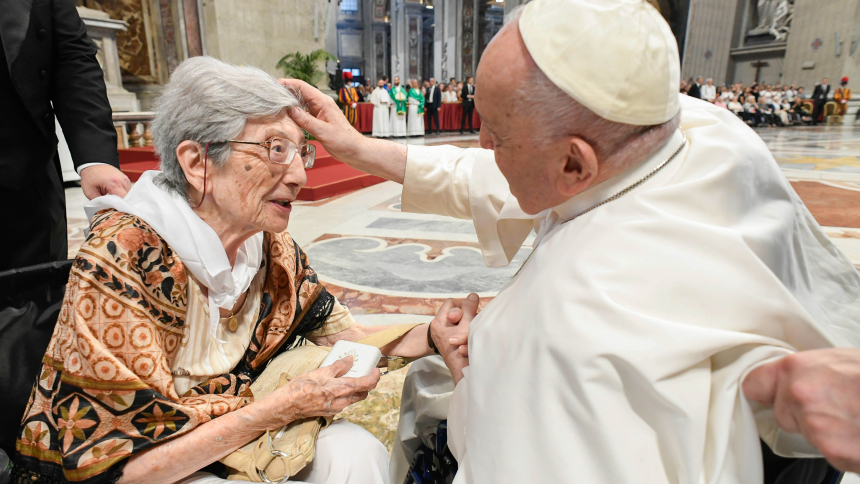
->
[747, 0, 794, 42]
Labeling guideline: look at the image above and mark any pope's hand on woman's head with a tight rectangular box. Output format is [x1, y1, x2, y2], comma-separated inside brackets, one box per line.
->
[251, 356, 379, 430]
[279, 79, 365, 160]
[279, 78, 408, 185]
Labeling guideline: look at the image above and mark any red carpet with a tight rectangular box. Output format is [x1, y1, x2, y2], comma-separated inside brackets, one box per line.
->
[116, 141, 383, 201]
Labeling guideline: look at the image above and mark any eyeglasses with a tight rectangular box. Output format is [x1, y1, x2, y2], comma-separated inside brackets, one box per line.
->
[224, 138, 316, 169]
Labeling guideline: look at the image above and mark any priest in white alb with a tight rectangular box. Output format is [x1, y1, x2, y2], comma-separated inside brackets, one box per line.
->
[369, 78, 392, 138]
[283, 0, 860, 481]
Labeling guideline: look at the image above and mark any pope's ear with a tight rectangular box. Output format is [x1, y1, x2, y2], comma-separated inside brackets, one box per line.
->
[176, 141, 206, 194]
[556, 137, 599, 197]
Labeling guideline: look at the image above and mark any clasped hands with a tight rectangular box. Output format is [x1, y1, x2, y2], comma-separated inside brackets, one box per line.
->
[429, 293, 479, 384]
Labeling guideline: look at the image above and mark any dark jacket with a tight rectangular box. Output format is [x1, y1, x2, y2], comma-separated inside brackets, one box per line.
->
[462, 83, 475, 107]
[812, 84, 830, 103]
[426, 84, 442, 110]
[687, 83, 701, 99]
[0, 0, 119, 189]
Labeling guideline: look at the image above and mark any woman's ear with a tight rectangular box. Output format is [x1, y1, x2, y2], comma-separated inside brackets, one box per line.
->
[556, 137, 599, 198]
[176, 141, 206, 196]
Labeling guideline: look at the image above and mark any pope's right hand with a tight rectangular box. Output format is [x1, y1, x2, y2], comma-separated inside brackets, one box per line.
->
[279, 79, 366, 162]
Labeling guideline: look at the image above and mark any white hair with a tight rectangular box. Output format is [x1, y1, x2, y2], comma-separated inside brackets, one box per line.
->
[151, 56, 302, 200]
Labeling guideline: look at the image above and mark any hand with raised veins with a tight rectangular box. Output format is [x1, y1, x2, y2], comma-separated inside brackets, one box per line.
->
[743, 348, 860, 473]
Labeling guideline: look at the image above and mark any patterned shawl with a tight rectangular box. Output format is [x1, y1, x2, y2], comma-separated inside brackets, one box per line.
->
[14, 210, 334, 483]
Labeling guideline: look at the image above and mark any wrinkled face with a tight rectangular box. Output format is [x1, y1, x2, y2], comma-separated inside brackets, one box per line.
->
[475, 22, 567, 215]
[205, 110, 307, 235]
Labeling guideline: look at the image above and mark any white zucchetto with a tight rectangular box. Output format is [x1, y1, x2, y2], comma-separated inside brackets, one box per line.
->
[518, 0, 681, 125]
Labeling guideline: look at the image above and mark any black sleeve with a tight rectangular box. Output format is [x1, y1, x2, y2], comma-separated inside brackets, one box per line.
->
[49, 0, 120, 170]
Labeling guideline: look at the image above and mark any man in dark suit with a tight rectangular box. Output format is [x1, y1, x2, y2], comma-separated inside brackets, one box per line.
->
[811, 78, 830, 125]
[687, 76, 702, 99]
[426, 77, 442, 135]
[461, 76, 476, 134]
[0, 0, 129, 272]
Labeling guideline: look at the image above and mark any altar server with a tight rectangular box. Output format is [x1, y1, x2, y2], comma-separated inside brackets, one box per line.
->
[370, 79, 392, 138]
[407, 79, 426, 137]
[389, 76, 408, 137]
[284, 0, 860, 481]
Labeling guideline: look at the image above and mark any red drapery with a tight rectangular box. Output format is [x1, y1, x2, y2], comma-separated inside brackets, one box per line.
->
[353, 102, 481, 134]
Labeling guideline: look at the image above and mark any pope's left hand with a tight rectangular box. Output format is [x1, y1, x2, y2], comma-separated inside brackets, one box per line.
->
[743, 348, 860, 473]
[80, 164, 131, 199]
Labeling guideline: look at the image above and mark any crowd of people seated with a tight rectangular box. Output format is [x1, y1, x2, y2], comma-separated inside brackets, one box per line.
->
[682, 77, 819, 127]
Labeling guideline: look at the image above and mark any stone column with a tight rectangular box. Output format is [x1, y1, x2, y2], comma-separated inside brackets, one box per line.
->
[390, 0, 425, 82]
[364, 0, 390, 82]
[434, 0, 460, 82]
[76, 7, 140, 112]
[459, 0, 479, 79]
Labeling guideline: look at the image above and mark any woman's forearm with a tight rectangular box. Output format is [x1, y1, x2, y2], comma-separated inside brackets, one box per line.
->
[311, 323, 433, 359]
[119, 399, 293, 484]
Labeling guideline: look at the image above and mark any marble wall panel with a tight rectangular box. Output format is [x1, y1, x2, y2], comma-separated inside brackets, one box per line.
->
[81, 0, 160, 83]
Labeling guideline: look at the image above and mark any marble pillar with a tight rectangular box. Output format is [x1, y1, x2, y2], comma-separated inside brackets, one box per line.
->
[363, 0, 390, 82]
[433, 0, 460, 82]
[76, 7, 141, 112]
[459, 0, 479, 79]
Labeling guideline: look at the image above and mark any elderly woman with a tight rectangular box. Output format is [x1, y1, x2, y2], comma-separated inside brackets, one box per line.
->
[13, 56, 437, 484]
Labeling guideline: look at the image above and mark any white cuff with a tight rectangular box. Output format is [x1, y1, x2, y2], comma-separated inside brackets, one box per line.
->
[76, 162, 110, 176]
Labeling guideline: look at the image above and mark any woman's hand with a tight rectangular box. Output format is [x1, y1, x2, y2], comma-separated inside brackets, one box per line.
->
[430, 294, 480, 384]
[249, 356, 380, 431]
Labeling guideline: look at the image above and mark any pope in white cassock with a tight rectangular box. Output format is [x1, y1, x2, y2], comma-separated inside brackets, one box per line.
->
[369, 80, 392, 138]
[284, 0, 860, 482]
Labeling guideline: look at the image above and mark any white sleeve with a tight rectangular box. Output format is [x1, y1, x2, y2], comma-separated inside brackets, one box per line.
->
[402, 145, 539, 267]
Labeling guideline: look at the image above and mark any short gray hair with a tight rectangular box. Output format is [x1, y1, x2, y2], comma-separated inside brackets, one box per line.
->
[515, 65, 680, 170]
[151, 56, 302, 200]
[505, 4, 679, 169]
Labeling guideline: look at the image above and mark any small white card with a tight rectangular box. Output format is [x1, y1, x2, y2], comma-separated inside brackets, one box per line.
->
[319, 340, 382, 378]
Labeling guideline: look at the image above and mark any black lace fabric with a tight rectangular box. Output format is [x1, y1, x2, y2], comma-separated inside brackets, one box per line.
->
[10, 456, 127, 484]
[283, 287, 335, 350]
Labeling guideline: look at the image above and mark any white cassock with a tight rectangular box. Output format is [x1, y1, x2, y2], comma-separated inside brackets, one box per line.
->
[393, 95, 860, 483]
[407, 97, 425, 137]
[370, 87, 392, 138]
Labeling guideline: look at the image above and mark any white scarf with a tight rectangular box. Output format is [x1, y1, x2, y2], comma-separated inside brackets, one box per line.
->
[85, 171, 264, 344]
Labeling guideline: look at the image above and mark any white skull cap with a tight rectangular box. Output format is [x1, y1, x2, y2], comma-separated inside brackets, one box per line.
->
[518, 0, 681, 125]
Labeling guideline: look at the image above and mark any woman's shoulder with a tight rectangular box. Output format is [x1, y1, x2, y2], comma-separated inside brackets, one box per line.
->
[75, 209, 189, 321]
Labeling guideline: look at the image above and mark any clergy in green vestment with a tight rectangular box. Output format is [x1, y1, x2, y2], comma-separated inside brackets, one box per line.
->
[407, 79, 426, 137]
[388, 76, 408, 137]
[389, 79, 408, 116]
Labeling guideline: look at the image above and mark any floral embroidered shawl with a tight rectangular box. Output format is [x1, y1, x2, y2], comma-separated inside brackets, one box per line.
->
[14, 210, 334, 483]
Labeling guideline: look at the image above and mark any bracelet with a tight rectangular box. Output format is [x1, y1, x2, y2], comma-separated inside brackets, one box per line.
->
[427, 324, 440, 355]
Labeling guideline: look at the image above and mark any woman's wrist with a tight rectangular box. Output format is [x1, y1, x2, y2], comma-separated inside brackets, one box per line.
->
[235, 389, 297, 433]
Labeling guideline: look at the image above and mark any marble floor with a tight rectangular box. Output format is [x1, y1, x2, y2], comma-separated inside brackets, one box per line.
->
[62, 126, 860, 450]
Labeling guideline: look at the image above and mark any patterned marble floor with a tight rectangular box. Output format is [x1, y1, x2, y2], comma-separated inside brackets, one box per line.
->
[63, 126, 860, 450]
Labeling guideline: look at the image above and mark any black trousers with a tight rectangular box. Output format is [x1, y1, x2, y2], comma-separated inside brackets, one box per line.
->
[427, 106, 440, 133]
[461, 104, 474, 132]
[811, 100, 825, 124]
[0, 156, 68, 272]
